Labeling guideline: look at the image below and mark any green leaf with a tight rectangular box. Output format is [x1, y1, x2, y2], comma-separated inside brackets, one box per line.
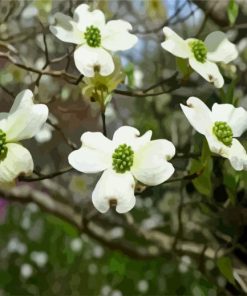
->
[125, 63, 135, 88]
[35, 0, 52, 21]
[46, 216, 78, 237]
[109, 255, 126, 276]
[225, 79, 237, 104]
[190, 140, 212, 197]
[227, 0, 239, 25]
[176, 57, 192, 78]
[217, 256, 235, 284]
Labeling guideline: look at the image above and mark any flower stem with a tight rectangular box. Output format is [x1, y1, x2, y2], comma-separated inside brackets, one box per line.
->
[101, 110, 107, 136]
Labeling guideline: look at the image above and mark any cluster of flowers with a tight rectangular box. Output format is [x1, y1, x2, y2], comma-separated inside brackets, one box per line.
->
[0, 4, 245, 214]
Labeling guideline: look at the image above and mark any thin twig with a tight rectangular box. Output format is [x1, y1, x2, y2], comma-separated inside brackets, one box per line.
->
[101, 111, 107, 137]
[19, 167, 73, 182]
[47, 119, 78, 150]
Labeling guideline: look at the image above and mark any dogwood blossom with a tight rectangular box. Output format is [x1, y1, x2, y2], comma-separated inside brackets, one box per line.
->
[0, 89, 48, 185]
[68, 126, 175, 213]
[161, 27, 238, 88]
[50, 4, 137, 77]
[181, 97, 247, 170]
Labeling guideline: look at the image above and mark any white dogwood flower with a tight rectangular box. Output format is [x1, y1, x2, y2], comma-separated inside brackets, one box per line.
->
[50, 4, 137, 77]
[181, 97, 247, 170]
[161, 27, 238, 88]
[68, 126, 175, 213]
[0, 89, 48, 185]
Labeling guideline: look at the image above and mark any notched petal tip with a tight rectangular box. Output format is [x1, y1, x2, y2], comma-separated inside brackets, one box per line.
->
[109, 198, 118, 208]
[186, 96, 200, 107]
[92, 170, 136, 214]
[162, 26, 172, 37]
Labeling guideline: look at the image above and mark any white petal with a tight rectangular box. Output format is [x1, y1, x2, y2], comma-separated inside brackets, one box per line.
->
[73, 4, 105, 30]
[50, 13, 83, 44]
[161, 27, 191, 59]
[74, 45, 114, 77]
[68, 147, 111, 174]
[205, 129, 247, 165]
[205, 31, 238, 63]
[9, 89, 33, 113]
[206, 134, 228, 157]
[0, 143, 33, 183]
[102, 20, 138, 51]
[211, 103, 247, 137]
[81, 131, 114, 154]
[180, 97, 213, 135]
[227, 139, 247, 171]
[189, 58, 224, 88]
[212, 103, 247, 137]
[68, 131, 113, 173]
[131, 139, 175, 186]
[92, 169, 136, 213]
[5, 90, 48, 142]
[113, 126, 140, 143]
[112, 126, 152, 151]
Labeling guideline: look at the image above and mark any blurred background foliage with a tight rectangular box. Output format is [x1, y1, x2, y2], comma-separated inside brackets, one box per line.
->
[0, 0, 247, 295]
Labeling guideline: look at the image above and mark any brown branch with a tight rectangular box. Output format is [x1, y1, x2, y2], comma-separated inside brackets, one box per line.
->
[0, 185, 225, 262]
[115, 72, 181, 97]
[0, 51, 79, 83]
[163, 169, 204, 185]
[0, 186, 82, 230]
[19, 167, 73, 182]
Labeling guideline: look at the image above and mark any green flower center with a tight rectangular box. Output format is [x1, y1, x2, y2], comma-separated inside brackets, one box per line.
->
[0, 129, 8, 161]
[213, 121, 233, 147]
[84, 25, 101, 47]
[112, 144, 134, 173]
[190, 40, 207, 63]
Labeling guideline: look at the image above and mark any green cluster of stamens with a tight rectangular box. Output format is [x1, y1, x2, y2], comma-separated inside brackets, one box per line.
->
[213, 121, 233, 147]
[0, 129, 8, 161]
[190, 40, 207, 63]
[112, 144, 134, 173]
[84, 25, 101, 47]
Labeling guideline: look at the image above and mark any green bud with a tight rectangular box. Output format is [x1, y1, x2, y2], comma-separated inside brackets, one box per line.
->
[0, 129, 8, 161]
[190, 40, 207, 63]
[84, 25, 101, 48]
[213, 121, 233, 147]
[112, 144, 134, 173]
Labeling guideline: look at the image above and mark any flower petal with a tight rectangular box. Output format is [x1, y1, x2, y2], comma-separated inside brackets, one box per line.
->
[74, 45, 114, 77]
[227, 139, 247, 171]
[161, 27, 191, 59]
[205, 31, 238, 63]
[113, 126, 140, 142]
[206, 134, 228, 157]
[112, 126, 152, 151]
[0, 143, 33, 183]
[5, 90, 48, 142]
[189, 58, 224, 88]
[73, 4, 105, 30]
[68, 131, 113, 173]
[211, 103, 247, 137]
[180, 97, 213, 135]
[9, 89, 33, 113]
[131, 139, 175, 186]
[92, 169, 136, 213]
[68, 146, 111, 174]
[81, 131, 114, 154]
[50, 12, 83, 44]
[102, 20, 137, 51]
